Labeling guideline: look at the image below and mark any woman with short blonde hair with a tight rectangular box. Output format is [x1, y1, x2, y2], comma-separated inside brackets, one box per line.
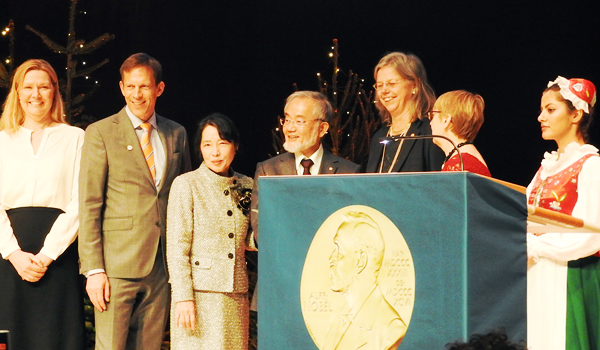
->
[429, 90, 490, 176]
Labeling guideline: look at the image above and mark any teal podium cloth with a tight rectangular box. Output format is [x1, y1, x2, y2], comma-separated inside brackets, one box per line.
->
[257, 172, 527, 349]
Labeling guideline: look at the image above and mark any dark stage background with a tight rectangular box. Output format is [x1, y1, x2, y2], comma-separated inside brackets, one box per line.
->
[2, 0, 600, 186]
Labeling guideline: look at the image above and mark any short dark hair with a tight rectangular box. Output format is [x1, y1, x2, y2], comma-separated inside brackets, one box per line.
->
[445, 330, 526, 350]
[120, 53, 162, 84]
[194, 113, 241, 159]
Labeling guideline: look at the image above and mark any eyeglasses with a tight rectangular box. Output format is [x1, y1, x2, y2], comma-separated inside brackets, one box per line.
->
[373, 80, 403, 90]
[279, 117, 324, 127]
[426, 111, 441, 121]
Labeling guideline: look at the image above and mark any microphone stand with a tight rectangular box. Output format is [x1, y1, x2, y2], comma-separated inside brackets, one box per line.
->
[379, 134, 464, 171]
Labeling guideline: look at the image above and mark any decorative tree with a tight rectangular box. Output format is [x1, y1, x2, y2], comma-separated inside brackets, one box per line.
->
[26, 0, 114, 125]
[272, 39, 380, 166]
[0, 20, 15, 89]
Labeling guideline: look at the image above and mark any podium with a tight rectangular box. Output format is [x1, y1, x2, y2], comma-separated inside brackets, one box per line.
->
[257, 172, 527, 349]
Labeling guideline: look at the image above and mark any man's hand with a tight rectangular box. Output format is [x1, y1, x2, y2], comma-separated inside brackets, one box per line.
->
[86, 272, 111, 312]
[7, 249, 47, 282]
[175, 301, 196, 330]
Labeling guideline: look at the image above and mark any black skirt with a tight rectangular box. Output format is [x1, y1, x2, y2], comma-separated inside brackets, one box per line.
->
[0, 207, 85, 350]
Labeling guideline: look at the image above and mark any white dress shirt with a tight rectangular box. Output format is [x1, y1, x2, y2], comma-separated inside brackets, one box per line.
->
[294, 144, 324, 175]
[125, 106, 166, 190]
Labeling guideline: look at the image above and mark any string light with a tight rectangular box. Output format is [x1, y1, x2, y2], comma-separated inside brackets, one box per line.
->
[83, 61, 86, 65]
[79, 44, 83, 48]
[328, 53, 333, 57]
[5, 59, 10, 64]
[316, 73, 320, 76]
[85, 76, 89, 79]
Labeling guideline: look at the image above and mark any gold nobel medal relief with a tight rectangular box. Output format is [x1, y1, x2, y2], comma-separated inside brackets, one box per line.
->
[301, 205, 416, 350]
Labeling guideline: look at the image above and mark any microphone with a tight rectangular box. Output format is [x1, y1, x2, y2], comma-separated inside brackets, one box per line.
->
[379, 134, 464, 171]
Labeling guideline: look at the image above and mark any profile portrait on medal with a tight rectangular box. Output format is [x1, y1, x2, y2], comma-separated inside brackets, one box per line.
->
[301, 205, 415, 350]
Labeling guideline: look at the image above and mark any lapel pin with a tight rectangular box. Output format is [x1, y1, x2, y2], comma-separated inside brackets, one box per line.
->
[127, 145, 133, 151]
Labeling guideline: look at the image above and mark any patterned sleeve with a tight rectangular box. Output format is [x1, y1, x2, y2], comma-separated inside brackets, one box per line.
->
[166, 175, 195, 303]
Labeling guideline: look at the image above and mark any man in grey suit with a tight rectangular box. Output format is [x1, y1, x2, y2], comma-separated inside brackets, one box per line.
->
[249, 91, 361, 309]
[79, 53, 191, 349]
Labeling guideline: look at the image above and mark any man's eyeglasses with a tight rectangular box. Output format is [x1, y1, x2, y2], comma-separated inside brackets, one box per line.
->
[426, 111, 441, 121]
[279, 118, 324, 127]
[373, 80, 403, 90]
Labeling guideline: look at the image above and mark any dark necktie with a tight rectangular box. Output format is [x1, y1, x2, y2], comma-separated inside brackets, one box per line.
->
[301, 158, 314, 175]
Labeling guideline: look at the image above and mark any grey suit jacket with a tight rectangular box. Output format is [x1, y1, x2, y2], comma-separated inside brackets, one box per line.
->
[250, 148, 361, 238]
[79, 107, 191, 278]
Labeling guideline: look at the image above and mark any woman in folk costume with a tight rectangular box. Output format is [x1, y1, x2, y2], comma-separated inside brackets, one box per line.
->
[527, 76, 598, 350]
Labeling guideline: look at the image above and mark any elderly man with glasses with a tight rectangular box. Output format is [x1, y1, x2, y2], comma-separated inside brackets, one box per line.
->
[248, 90, 361, 308]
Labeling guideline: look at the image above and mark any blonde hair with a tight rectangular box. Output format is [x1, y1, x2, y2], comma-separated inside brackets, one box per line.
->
[0, 59, 65, 134]
[435, 90, 485, 141]
[373, 52, 435, 124]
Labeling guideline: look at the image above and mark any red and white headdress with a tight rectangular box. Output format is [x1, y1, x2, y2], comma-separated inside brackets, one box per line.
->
[548, 76, 597, 113]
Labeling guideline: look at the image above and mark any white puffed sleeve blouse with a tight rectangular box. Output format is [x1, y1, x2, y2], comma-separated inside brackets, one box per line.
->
[0, 124, 84, 260]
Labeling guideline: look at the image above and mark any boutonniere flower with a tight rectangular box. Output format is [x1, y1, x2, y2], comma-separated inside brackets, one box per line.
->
[231, 183, 252, 216]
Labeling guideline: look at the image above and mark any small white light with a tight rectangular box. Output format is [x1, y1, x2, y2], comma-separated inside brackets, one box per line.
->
[80, 44, 83, 48]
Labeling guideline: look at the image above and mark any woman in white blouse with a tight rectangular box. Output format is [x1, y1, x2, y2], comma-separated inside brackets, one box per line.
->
[527, 77, 598, 350]
[0, 59, 85, 350]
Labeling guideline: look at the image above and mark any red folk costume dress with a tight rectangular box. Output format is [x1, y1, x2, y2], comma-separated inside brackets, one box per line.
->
[442, 153, 491, 177]
[526, 142, 600, 350]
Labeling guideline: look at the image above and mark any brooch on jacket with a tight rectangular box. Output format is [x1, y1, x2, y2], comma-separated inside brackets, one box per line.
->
[231, 183, 252, 217]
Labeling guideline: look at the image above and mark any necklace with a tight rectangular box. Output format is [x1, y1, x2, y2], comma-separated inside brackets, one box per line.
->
[443, 141, 473, 164]
[378, 123, 411, 173]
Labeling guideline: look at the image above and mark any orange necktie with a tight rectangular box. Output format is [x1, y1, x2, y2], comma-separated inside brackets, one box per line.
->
[140, 122, 156, 181]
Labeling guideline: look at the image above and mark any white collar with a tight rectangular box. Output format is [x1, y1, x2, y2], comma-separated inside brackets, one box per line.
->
[294, 143, 324, 170]
[539, 142, 598, 179]
[125, 106, 158, 130]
